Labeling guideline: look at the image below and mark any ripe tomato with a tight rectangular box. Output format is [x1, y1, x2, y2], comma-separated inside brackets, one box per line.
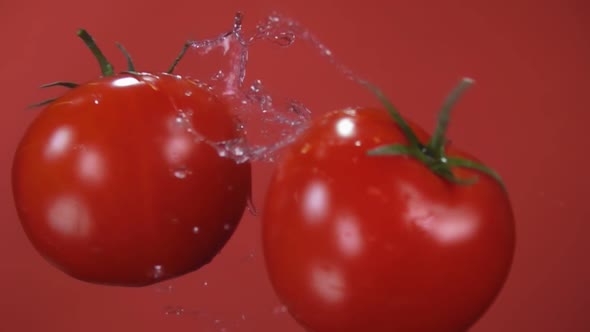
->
[12, 31, 251, 286]
[262, 80, 515, 331]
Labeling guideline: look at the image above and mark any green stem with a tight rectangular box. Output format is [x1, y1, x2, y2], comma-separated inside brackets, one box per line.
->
[361, 81, 422, 149]
[77, 29, 114, 76]
[115, 42, 136, 72]
[428, 77, 474, 156]
[167, 41, 192, 74]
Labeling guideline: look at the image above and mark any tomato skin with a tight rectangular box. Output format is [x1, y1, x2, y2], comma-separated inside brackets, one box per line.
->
[262, 108, 515, 331]
[12, 72, 251, 286]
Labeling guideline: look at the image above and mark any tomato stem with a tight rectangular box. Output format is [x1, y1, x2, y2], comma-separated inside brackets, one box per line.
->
[428, 78, 474, 157]
[167, 41, 192, 74]
[77, 29, 114, 77]
[115, 42, 136, 72]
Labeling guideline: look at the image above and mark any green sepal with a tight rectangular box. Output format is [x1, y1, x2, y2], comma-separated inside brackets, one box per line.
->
[115, 42, 136, 72]
[446, 157, 505, 190]
[77, 29, 114, 76]
[28, 98, 57, 108]
[368, 143, 417, 157]
[433, 167, 478, 186]
[427, 78, 474, 156]
[40, 81, 79, 89]
[361, 81, 422, 149]
[167, 41, 192, 74]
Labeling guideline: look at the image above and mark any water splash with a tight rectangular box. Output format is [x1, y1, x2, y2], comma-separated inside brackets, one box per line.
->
[171, 11, 369, 165]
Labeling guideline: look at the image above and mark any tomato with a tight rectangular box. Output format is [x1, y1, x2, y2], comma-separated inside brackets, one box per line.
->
[11, 31, 251, 286]
[262, 80, 515, 331]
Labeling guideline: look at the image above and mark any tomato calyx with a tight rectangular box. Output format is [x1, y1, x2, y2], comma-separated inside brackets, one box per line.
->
[30, 29, 194, 108]
[363, 78, 505, 189]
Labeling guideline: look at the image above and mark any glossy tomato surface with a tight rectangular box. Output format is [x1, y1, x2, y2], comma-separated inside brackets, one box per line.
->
[12, 72, 251, 286]
[262, 107, 515, 332]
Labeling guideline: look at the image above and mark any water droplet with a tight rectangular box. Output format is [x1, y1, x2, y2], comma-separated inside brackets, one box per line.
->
[342, 108, 357, 116]
[272, 32, 295, 46]
[300, 143, 312, 154]
[247, 197, 257, 216]
[164, 305, 185, 316]
[93, 99, 99, 105]
[354, 140, 362, 147]
[210, 138, 250, 163]
[203, 281, 209, 286]
[273, 305, 288, 314]
[155, 284, 174, 293]
[232, 145, 245, 156]
[241, 314, 247, 320]
[212, 70, 225, 80]
[185, 90, 193, 97]
[223, 223, 231, 231]
[153, 265, 164, 279]
[250, 80, 263, 93]
[173, 168, 192, 179]
[192, 226, 200, 234]
[441, 157, 448, 163]
[242, 250, 256, 263]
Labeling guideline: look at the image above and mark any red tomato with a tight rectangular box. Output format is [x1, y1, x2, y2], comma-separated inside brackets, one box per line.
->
[262, 98, 515, 330]
[12, 71, 251, 286]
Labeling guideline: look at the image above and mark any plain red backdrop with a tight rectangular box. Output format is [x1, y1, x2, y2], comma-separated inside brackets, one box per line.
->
[1, 0, 588, 331]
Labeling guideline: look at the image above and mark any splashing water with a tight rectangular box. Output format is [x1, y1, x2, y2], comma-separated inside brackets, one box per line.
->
[174, 11, 370, 164]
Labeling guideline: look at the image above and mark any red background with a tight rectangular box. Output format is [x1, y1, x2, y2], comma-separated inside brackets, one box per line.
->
[1, 0, 588, 331]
